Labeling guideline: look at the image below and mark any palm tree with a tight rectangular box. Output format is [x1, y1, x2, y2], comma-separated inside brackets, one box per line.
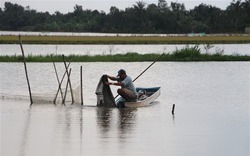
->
[133, 1, 147, 31]
[227, 0, 245, 32]
[133, 1, 146, 10]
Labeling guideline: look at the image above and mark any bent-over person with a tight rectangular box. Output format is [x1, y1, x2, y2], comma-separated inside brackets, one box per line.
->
[106, 69, 137, 102]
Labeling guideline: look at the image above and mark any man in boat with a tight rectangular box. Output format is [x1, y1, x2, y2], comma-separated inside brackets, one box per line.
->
[105, 69, 137, 102]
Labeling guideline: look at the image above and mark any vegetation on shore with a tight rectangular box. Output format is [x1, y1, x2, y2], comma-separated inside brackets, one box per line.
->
[1, 35, 250, 44]
[1, 1, 250, 34]
[1, 46, 249, 62]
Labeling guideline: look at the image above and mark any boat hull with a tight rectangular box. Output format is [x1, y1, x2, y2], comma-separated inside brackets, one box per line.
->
[116, 87, 161, 108]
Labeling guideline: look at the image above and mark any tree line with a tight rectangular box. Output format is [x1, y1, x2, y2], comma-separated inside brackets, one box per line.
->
[0, 0, 249, 34]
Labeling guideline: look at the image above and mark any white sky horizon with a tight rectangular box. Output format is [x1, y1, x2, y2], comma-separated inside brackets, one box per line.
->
[1, 0, 234, 14]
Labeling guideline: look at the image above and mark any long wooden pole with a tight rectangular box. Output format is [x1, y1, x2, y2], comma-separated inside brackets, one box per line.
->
[63, 68, 71, 104]
[19, 35, 33, 104]
[51, 55, 64, 104]
[54, 62, 71, 104]
[132, 53, 164, 82]
[80, 66, 83, 105]
[62, 55, 74, 104]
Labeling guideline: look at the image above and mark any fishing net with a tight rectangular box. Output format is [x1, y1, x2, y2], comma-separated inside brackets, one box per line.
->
[0, 61, 83, 104]
[0, 82, 81, 104]
[95, 75, 116, 107]
[31, 83, 81, 104]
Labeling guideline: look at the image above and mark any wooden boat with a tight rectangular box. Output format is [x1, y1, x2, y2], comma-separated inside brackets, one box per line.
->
[116, 87, 161, 108]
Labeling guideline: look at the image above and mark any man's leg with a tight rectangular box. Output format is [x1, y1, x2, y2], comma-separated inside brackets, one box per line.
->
[117, 88, 136, 101]
[117, 89, 129, 100]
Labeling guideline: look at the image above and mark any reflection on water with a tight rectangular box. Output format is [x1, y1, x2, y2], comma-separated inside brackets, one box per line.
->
[117, 108, 137, 141]
[97, 108, 114, 134]
[4, 102, 139, 156]
[96, 107, 137, 143]
[20, 105, 31, 156]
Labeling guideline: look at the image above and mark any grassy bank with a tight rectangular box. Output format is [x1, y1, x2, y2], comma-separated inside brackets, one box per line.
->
[1, 35, 250, 44]
[1, 47, 249, 62]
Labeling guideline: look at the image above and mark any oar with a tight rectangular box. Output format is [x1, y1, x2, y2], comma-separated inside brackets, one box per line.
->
[114, 53, 165, 99]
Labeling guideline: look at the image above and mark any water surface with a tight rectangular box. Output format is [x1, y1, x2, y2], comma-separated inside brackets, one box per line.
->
[1, 62, 249, 156]
[1, 44, 250, 56]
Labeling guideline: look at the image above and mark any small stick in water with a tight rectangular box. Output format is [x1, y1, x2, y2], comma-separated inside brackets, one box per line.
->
[80, 66, 83, 105]
[172, 104, 175, 115]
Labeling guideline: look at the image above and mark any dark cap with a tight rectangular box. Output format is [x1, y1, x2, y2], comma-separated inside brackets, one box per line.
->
[117, 69, 126, 76]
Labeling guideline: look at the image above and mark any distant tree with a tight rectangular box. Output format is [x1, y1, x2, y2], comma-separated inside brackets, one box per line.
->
[226, 0, 247, 32]
[146, 4, 159, 32]
[0, 1, 248, 33]
[190, 4, 224, 33]
[106, 6, 123, 32]
[0, 8, 3, 29]
[110, 6, 119, 15]
[170, 2, 185, 11]
[133, 1, 147, 32]
[74, 4, 83, 14]
[242, 0, 250, 25]
[158, 0, 168, 10]
[2, 2, 25, 30]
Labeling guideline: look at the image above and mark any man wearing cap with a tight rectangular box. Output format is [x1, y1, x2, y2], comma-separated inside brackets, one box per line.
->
[106, 69, 137, 102]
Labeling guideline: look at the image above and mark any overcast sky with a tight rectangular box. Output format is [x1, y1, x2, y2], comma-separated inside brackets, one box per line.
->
[1, 0, 233, 14]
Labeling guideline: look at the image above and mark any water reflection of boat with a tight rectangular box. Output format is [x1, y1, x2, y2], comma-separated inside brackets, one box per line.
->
[116, 87, 160, 108]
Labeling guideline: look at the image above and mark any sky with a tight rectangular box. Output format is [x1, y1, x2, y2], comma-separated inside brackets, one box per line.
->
[1, 0, 234, 14]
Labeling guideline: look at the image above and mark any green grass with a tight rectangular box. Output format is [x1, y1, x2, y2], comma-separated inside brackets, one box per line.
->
[1, 35, 250, 44]
[1, 47, 249, 62]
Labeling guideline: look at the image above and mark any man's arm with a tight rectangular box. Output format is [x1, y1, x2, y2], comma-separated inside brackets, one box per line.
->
[107, 75, 117, 81]
[106, 75, 125, 86]
[105, 81, 124, 86]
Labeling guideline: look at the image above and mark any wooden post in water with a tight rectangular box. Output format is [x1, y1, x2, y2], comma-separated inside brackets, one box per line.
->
[63, 68, 71, 104]
[80, 66, 83, 105]
[172, 104, 175, 115]
[54, 62, 71, 104]
[62, 55, 74, 104]
[51, 55, 64, 104]
[19, 35, 33, 104]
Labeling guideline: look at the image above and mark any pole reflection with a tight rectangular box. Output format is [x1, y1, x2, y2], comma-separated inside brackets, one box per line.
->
[19, 104, 32, 156]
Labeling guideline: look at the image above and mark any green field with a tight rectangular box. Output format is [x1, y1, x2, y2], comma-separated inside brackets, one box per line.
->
[1, 35, 250, 44]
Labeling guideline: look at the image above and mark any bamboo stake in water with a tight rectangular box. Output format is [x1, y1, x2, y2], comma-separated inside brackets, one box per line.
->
[63, 68, 71, 104]
[51, 55, 64, 104]
[172, 104, 175, 115]
[62, 55, 74, 104]
[80, 66, 83, 105]
[19, 35, 33, 104]
[54, 62, 71, 104]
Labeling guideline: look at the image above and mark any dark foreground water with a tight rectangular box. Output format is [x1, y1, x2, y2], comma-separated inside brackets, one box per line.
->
[1, 62, 249, 156]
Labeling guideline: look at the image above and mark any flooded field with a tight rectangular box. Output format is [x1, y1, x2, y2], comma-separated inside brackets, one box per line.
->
[0, 62, 249, 156]
[1, 44, 250, 56]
